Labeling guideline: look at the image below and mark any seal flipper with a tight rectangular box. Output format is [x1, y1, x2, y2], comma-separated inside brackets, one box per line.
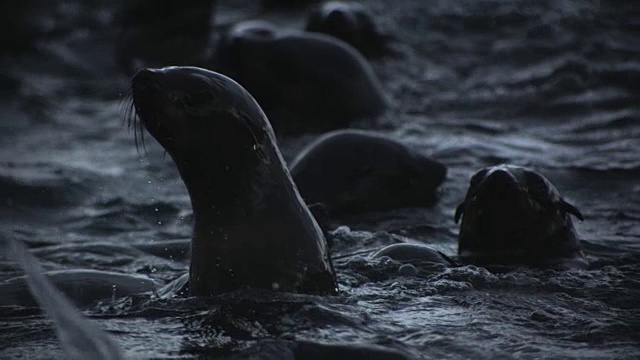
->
[558, 198, 584, 221]
[10, 239, 125, 360]
[437, 251, 461, 267]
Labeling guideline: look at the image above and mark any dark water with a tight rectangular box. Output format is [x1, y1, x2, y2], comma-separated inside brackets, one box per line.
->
[1, 0, 639, 358]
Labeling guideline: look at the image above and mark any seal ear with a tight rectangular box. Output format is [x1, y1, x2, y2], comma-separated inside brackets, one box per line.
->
[454, 201, 465, 224]
[558, 198, 584, 221]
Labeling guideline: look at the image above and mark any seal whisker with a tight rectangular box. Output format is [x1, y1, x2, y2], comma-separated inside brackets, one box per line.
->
[119, 87, 134, 129]
[126, 101, 135, 134]
[133, 109, 140, 154]
[120, 90, 146, 156]
[138, 109, 147, 154]
[117, 85, 146, 156]
[128, 101, 136, 131]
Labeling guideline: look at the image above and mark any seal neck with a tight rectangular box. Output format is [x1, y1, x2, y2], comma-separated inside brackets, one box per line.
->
[172, 150, 265, 224]
[178, 145, 333, 295]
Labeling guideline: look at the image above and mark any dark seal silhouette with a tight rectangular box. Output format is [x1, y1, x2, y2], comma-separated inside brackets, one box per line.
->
[306, 1, 390, 58]
[454, 165, 586, 268]
[130, 66, 337, 296]
[213, 20, 387, 134]
[290, 130, 447, 215]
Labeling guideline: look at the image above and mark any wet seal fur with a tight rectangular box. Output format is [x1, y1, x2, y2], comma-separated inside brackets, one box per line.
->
[289, 130, 447, 215]
[454, 164, 586, 268]
[306, 1, 391, 58]
[213, 20, 387, 134]
[130, 66, 337, 296]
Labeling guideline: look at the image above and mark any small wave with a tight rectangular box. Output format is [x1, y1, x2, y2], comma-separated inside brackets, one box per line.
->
[0, 162, 96, 208]
[65, 197, 191, 237]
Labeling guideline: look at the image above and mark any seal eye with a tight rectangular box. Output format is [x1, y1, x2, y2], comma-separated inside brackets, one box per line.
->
[180, 92, 214, 109]
[524, 171, 554, 209]
[525, 171, 549, 194]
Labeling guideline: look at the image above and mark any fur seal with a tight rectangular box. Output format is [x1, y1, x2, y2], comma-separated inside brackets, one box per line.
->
[0, 268, 160, 307]
[130, 66, 338, 296]
[289, 130, 447, 215]
[371, 243, 452, 266]
[454, 165, 586, 268]
[213, 20, 387, 134]
[115, 0, 216, 76]
[306, 1, 390, 58]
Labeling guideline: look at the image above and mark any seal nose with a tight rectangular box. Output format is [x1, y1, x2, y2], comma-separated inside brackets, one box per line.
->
[482, 168, 519, 193]
[132, 68, 162, 89]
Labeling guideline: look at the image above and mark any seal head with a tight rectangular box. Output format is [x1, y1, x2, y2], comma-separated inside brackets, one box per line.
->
[213, 21, 387, 134]
[131, 66, 337, 296]
[454, 165, 585, 267]
[306, 1, 390, 58]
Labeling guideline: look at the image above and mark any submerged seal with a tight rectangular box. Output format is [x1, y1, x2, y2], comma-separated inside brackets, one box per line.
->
[0, 268, 160, 307]
[371, 243, 452, 266]
[454, 165, 586, 268]
[289, 130, 447, 215]
[306, 1, 390, 58]
[130, 66, 337, 296]
[213, 20, 387, 134]
[115, 0, 216, 76]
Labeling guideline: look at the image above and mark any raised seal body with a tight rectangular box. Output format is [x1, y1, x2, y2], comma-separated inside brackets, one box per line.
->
[290, 130, 447, 215]
[131, 66, 337, 296]
[454, 164, 586, 268]
[213, 20, 387, 134]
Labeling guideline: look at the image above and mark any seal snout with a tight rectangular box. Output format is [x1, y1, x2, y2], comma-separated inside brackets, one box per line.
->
[481, 168, 519, 193]
[132, 68, 163, 90]
[475, 168, 527, 212]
